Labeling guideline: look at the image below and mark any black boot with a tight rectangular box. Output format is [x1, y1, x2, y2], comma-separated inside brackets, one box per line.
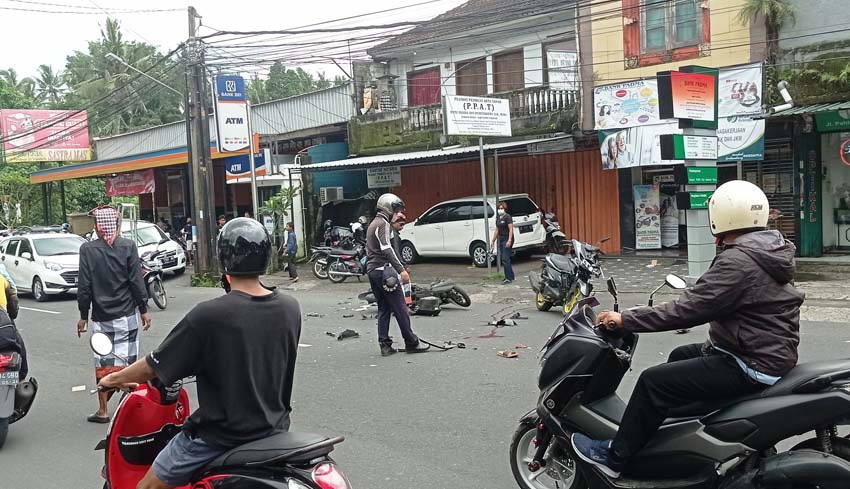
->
[405, 339, 431, 353]
[380, 343, 397, 357]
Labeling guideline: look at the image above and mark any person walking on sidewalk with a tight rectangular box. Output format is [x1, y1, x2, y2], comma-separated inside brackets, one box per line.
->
[77, 205, 151, 424]
[285, 222, 298, 283]
[366, 193, 429, 356]
[491, 201, 515, 284]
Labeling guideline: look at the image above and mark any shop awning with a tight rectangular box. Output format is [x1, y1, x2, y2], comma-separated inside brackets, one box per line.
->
[301, 135, 573, 172]
[771, 101, 850, 116]
[29, 145, 248, 184]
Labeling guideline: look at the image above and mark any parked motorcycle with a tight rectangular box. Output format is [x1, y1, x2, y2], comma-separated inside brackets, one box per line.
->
[326, 244, 367, 283]
[141, 250, 167, 310]
[0, 352, 37, 449]
[510, 274, 850, 489]
[312, 219, 368, 280]
[359, 278, 471, 310]
[529, 238, 607, 314]
[542, 211, 569, 255]
[89, 332, 351, 489]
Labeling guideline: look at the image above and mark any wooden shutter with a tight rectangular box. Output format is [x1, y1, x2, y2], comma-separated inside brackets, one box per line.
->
[407, 67, 441, 106]
[456, 59, 487, 96]
[493, 50, 524, 93]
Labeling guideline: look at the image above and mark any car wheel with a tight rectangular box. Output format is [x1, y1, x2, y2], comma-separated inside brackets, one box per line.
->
[32, 277, 48, 302]
[173, 267, 186, 276]
[400, 241, 418, 264]
[470, 242, 488, 268]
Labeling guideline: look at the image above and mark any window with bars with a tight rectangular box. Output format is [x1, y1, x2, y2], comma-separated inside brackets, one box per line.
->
[641, 0, 701, 53]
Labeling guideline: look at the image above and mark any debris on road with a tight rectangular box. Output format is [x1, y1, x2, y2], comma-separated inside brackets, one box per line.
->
[342, 313, 354, 318]
[337, 329, 360, 341]
[71, 385, 86, 392]
[457, 342, 467, 349]
[306, 312, 325, 318]
[497, 350, 518, 359]
[515, 343, 530, 349]
[361, 314, 377, 320]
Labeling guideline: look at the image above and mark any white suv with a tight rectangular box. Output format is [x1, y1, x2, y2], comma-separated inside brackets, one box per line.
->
[399, 193, 546, 267]
[120, 221, 187, 275]
[0, 233, 87, 301]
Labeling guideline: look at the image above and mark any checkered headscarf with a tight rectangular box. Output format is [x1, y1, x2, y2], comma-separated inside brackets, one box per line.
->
[91, 206, 120, 246]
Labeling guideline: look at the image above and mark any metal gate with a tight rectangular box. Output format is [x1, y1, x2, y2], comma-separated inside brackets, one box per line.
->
[742, 139, 797, 244]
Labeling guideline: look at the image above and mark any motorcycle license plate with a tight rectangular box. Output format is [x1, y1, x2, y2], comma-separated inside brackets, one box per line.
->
[519, 225, 533, 234]
[0, 370, 19, 386]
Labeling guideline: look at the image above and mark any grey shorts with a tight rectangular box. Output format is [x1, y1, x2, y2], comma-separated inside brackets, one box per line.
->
[152, 430, 229, 486]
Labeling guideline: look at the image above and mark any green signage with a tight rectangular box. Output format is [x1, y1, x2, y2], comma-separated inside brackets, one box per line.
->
[815, 111, 850, 132]
[661, 134, 718, 160]
[676, 191, 714, 210]
[673, 166, 718, 185]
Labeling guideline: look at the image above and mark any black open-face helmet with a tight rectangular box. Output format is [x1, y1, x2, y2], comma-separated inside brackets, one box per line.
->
[217, 217, 272, 276]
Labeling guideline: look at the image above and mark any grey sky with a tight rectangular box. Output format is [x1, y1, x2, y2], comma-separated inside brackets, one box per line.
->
[1, 0, 465, 79]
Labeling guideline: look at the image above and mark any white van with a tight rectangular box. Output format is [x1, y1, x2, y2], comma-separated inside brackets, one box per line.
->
[119, 221, 187, 275]
[399, 193, 546, 267]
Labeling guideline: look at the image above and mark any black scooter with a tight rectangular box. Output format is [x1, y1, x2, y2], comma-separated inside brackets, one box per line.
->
[529, 239, 605, 314]
[141, 250, 167, 310]
[358, 278, 472, 312]
[510, 275, 850, 489]
[542, 211, 569, 255]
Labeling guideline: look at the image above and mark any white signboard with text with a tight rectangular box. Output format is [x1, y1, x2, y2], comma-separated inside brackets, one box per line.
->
[444, 96, 512, 137]
[367, 166, 402, 189]
[215, 75, 251, 153]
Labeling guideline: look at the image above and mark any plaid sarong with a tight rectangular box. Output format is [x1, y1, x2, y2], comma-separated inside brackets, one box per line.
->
[91, 310, 140, 381]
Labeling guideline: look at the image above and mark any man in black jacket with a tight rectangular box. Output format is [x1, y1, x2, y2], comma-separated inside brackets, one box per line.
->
[366, 194, 428, 356]
[571, 181, 804, 479]
[77, 206, 150, 423]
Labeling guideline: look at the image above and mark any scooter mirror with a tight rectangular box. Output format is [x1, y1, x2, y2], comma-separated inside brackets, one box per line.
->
[665, 274, 688, 290]
[606, 277, 618, 297]
[90, 332, 114, 356]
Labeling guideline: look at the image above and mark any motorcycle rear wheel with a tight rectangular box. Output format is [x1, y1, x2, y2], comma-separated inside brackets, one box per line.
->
[149, 280, 167, 310]
[449, 287, 472, 307]
[510, 420, 585, 489]
[536, 292, 553, 312]
[791, 436, 850, 460]
[312, 259, 329, 280]
[0, 417, 8, 449]
[327, 261, 348, 283]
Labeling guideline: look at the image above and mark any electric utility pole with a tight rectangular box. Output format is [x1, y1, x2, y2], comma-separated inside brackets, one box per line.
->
[186, 6, 218, 274]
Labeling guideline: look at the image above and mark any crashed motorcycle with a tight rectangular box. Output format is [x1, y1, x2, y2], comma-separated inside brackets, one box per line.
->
[529, 238, 606, 314]
[359, 278, 471, 315]
[510, 274, 850, 489]
[89, 332, 352, 489]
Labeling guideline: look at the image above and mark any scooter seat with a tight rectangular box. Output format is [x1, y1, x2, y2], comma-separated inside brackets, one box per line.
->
[200, 432, 342, 471]
[760, 359, 850, 396]
[546, 254, 574, 272]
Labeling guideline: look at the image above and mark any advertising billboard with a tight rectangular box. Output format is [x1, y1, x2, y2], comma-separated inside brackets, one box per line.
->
[444, 95, 512, 137]
[106, 170, 156, 197]
[215, 75, 251, 153]
[593, 80, 661, 130]
[0, 109, 92, 163]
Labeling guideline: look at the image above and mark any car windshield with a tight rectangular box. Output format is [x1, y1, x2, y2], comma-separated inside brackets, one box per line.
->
[33, 236, 85, 256]
[124, 225, 167, 247]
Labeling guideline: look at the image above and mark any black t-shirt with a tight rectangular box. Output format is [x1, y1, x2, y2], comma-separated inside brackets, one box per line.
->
[146, 289, 301, 447]
[496, 212, 513, 239]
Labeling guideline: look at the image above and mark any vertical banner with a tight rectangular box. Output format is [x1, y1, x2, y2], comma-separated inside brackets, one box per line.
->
[633, 185, 662, 249]
[659, 185, 680, 247]
[215, 75, 250, 153]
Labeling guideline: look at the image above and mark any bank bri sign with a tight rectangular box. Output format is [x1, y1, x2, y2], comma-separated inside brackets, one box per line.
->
[214, 75, 251, 153]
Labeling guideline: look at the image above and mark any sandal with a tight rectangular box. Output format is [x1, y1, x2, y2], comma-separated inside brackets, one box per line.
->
[87, 413, 110, 424]
[497, 350, 519, 359]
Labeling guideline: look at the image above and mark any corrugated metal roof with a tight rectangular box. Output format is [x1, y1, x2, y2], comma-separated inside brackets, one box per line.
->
[93, 121, 210, 162]
[302, 135, 572, 171]
[773, 101, 850, 116]
[252, 83, 354, 136]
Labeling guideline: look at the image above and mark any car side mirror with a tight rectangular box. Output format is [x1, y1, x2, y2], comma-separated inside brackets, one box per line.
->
[665, 274, 687, 290]
[21, 252, 32, 261]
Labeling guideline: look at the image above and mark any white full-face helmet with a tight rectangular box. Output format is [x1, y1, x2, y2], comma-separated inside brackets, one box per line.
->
[708, 180, 769, 236]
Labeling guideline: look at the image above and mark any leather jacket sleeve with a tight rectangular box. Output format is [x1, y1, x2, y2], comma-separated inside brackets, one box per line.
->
[622, 253, 746, 333]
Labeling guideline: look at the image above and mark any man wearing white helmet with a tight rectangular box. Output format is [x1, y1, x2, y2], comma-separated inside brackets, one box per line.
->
[366, 193, 429, 356]
[572, 180, 804, 479]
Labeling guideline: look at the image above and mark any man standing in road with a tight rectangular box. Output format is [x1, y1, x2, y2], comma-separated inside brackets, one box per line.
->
[284, 221, 298, 283]
[77, 205, 151, 423]
[366, 193, 429, 356]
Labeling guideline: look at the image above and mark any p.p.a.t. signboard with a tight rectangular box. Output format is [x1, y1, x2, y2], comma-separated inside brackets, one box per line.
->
[444, 96, 511, 137]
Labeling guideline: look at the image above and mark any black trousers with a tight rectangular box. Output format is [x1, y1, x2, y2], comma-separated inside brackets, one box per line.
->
[611, 343, 764, 463]
[368, 270, 417, 346]
[286, 253, 298, 278]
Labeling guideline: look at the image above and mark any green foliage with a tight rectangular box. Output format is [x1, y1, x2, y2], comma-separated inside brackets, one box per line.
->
[776, 53, 850, 104]
[0, 79, 33, 109]
[191, 272, 220, 288]
[246, 61, 347, 104]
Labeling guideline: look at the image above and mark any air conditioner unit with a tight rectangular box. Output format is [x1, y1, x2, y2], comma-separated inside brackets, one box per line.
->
[320, 187, 344, 204]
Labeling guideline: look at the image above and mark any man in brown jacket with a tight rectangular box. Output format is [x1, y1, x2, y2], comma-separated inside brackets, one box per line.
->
[571, 180, 805, 479]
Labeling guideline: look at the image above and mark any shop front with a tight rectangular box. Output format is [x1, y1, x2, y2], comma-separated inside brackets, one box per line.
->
[822, 132, 850, 251]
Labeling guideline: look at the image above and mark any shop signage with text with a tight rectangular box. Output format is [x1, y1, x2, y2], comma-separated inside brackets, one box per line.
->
[367, 166, 402, 189]
[673, 166, 718, 185]
[105, 170, 155, 197]
[676, 191, 714, 210]
[660, 134, 717, 160]
[215, 75, 251, 153]
[444, 95, 512, 137]
[0, 109, 92, 163]
[658, 71, 717, 122]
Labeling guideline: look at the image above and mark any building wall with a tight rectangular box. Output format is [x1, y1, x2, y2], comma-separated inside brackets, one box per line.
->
[590, 0, 754, 84]
[780, 0, 850, 51]
[392, 150, 621, 254]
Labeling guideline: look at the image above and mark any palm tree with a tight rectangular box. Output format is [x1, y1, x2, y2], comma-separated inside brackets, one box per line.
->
[737, 0, 796, 65]
[0, 68, 36, 101]
[34, 65, 65, 105]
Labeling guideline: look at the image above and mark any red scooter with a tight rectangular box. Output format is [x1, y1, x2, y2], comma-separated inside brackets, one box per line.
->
[89, 332, 352, 489]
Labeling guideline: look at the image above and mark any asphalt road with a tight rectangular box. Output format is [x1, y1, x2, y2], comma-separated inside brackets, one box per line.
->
[1, 273, 848, 489]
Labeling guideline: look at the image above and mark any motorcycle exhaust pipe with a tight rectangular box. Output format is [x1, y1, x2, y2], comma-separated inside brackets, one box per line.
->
[328, 271, 363, 277]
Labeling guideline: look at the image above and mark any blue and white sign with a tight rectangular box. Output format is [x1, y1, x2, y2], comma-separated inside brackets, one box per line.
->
[225, 150, 267, 180]
[216, 76, 246, 101]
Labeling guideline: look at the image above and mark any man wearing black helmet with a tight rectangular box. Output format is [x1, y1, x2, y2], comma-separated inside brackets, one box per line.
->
[98, 218, 302, 489]
[366, 193, 429, 356]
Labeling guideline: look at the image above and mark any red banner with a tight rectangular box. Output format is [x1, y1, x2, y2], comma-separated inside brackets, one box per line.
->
[0, 109, 92, 163]
[106, 170, 156, 197]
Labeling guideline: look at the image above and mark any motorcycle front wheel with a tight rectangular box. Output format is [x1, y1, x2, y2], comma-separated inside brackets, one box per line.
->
[510, 421, 585, 489]
[536, 292, 553, 312]
[448, 287, 472, 307]
[148, 279, 167, 310]
[312, 259, 329, 280]
[327, 261, 348, 283]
